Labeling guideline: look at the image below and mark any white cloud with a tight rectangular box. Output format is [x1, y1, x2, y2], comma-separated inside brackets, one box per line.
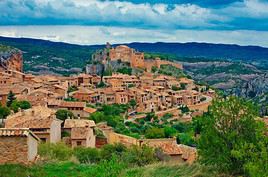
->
[0, 25, 267, 47]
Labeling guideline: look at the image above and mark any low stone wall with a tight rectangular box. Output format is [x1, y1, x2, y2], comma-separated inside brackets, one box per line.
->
[188, 101, 211, 112]
[155, 107, 180, 117]
[106, 131, 139, 147]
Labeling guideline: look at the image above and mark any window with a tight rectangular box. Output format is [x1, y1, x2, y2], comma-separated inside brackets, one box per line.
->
[77, 141, 82, 146]
[40, 138, 47, 142]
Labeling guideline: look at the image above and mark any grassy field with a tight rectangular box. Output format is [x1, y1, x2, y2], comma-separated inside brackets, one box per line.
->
[0, 161, 221, 177]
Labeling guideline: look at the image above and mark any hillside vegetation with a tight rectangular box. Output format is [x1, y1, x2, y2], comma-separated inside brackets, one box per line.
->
[0, 162, 219, 177]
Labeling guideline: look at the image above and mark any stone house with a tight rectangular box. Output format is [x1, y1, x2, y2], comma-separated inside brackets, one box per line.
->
[63, 119, 96, 148]
[5, 106, 62, 143]
[72, 87, 95, 102]
[0, 128, 39, 164]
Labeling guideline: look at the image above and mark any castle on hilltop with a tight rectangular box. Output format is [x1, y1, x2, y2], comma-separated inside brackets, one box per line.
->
[87, 42, 182, 75]
[109, 44, 145, 68]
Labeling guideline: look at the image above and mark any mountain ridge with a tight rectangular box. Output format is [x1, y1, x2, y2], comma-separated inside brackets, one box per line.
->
[1, 36, 268, 61]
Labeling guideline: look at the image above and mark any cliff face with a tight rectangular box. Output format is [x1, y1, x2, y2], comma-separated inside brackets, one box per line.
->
[236, 74, 268, 98]
[234, 74, 268, 115]
[0, 48, 23, 72]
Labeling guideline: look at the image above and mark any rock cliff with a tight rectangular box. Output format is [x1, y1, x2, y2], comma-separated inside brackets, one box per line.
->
[0, 45, 23, 72]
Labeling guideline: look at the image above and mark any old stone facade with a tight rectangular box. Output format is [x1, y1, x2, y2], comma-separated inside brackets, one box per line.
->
[0, 128, 39, 164]
[109, 45, 145, 68]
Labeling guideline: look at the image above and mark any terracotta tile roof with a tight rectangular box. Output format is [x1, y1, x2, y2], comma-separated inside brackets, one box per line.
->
[83, 107, 97, 114]
[10, 118, 55, 129]
[5, 106, 58, 129]
[47, 99, 62, 106]
[59, 101, 86, 108]
[0, 128, 39, 140]
[64, 119, 95, 128]
[142, 139, 182, 155]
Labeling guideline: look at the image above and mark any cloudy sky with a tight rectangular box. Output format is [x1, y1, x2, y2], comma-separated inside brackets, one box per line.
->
[0, 0, 268, 46]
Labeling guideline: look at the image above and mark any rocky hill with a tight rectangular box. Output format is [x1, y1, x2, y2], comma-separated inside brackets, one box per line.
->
[0, 44, 23, 72]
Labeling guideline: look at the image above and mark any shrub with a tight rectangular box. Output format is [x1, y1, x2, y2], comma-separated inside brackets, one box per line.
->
[0, 105, 10, 119]
[74, 147, 100, 164]
[17, 100, 31, 109]
[56, 109, 74, 121]
[163, 126, 177, 138]
[100, 143, 126, 160]
[122, 145, 157, 166]
[38, 142, 73, 161]
[89, 112, 106, 123]
[145, 128, 165, 139]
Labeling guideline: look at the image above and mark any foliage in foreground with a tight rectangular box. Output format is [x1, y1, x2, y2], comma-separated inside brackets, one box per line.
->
[0, 161, 222, 177]
[198, 96, 268, 177]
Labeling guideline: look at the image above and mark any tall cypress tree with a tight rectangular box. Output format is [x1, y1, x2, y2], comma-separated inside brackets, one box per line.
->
[6, 91, 16, 107]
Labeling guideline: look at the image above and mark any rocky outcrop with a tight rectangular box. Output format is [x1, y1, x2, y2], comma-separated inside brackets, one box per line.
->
[0, 47, 23, 72]
[236, 73, 268, 98]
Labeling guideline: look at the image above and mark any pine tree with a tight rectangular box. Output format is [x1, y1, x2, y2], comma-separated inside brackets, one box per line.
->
[6, 91, 16, 107]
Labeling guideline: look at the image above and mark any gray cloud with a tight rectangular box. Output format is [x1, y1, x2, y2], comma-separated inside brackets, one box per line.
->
[0, 25, 268, 47]
[0, 0, 267, 30]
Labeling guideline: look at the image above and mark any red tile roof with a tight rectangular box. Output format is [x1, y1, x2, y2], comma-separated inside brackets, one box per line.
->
[0, 128, 39, 140]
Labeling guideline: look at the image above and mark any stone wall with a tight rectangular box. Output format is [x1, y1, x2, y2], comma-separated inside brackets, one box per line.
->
[0, 136, 29, 164]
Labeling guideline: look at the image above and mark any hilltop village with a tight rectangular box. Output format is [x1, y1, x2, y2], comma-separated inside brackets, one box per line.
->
[0, 44, 215, 165]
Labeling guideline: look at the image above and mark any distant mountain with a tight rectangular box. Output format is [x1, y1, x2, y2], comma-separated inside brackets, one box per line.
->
[115, 42, 268, 70]
[1, 36, 268, 74]
[126, 42, 268, 62]
[0, 36, 98, 75]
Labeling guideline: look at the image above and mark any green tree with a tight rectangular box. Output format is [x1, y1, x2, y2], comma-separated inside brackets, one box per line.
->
[180, 83, 187, 90]
[122, 145, 157, 166]
[198, 97, 265, 175]
[89, 112, 106, 123]
[6, 91, 16, 107]
[145, 128, 165, 139]
[0, 105, 10, 125]
[55, 109, 74, 121]
[17, 100, 31, 110]
[129, 99, 137, 110]
[179, 105, 190, 113]
[171, 85, 180, 91]
[67, 86, 78, 94]
[163, 126, 177, 138]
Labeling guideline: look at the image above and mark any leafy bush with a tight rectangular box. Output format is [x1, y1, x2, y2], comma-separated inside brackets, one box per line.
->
[145, 128, 165, 139]
[74, 147, 100, 164]
[122, 145, 157, 166]
[56, 109, 74, 121]
[38, 142, 73, 161]
[117, 67, 132, 75]
[163, 126, 177, 138]
[100, 143, 126, 160]
[0, 105, 10, 119]
[10, 100, 31, 113]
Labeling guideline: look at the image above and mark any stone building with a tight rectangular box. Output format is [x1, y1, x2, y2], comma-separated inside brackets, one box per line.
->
[0, 128, 39, 164]
[5, 106, 62, 143]
[64, 119, 96, 148]
[109, 45, 145, 68]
